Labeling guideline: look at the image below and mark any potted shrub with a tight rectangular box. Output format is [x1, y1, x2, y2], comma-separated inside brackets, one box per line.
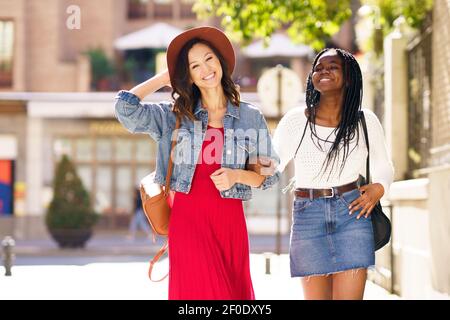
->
[84, 48, 115, 91]
[122, 57, 138, 87]
[46, 155, 98, 248]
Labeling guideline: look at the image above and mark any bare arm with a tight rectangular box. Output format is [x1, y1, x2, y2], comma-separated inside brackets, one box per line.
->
[235, 169, 266, 188]
[210, 168, 265, 190]
[129, 70, 171, 100]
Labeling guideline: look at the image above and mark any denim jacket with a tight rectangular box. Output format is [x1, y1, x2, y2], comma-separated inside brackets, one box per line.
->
[114, 90, 280, 201]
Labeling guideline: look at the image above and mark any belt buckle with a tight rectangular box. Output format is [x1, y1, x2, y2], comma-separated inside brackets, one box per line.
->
[323, 188, 335, 198]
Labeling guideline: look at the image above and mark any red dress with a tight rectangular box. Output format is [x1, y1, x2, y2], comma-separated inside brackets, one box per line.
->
[168, 126, 255, 300]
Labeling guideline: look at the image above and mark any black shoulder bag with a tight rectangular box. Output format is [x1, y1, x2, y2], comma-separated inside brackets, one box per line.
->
[360, 111, 392, 251]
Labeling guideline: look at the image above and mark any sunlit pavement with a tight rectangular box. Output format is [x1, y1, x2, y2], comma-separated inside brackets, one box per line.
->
[0, 253, 398, 300]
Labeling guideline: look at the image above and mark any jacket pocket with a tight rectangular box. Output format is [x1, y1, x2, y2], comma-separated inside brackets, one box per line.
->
[173, 130, 193, 179]
[235, 136, 257, 167]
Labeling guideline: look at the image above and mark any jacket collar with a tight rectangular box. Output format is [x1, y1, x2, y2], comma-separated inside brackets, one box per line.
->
[193, 99, 240, 119]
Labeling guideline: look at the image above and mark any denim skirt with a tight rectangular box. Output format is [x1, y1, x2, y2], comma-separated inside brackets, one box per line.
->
[289, 188, 375, 277]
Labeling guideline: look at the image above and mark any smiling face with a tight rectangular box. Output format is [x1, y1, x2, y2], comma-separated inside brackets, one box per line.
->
[311, 50, 345, 94]
[187, 42, 223, 89]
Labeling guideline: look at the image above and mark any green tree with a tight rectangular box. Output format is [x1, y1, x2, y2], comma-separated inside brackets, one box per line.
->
[84, 47, 115, 86]
[193, 0, 352, 50]
[361, 0, 433, 34]
[46, 155, 98, 230]
[356, 0, 433, 54]
[194, 0, 433, 50]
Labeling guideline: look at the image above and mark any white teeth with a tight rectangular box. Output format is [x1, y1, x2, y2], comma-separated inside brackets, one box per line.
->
[203, 73, 215, 80]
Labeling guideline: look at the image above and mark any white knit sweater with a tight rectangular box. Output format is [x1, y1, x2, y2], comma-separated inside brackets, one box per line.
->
[273, 107, 394, 194]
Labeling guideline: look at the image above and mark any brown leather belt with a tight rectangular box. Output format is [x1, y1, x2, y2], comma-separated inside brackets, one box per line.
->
[295, 180, 359, 199]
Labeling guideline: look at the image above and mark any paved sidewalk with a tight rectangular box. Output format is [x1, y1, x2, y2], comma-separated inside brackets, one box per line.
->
[10, 232, 291, 256]
[0, 254, 398, 300]
[0, 231, 399, 300]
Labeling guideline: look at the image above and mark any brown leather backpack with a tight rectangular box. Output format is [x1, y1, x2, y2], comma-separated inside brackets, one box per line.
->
[139, 117, 180, 281]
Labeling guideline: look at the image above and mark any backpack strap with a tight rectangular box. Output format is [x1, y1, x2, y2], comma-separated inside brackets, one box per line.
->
[359, 110, 372, 184]
[164, 116, 181, 195]
[148, 241, 169, 282]
[148, 115, 180, 282]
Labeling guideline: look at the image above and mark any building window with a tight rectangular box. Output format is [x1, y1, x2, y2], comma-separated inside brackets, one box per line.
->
[115, 138, 133, 161]
[115, 166, 132, 215]
[53, 139, 73, 159]
[96, 139, 112, 162]
[154, 0, 173, 18]
[407, 24, 432, 177]
[96, 165, 113, 214]
[75, 138, 93, 162]
[0, 20, 14, 88]
[128, 0, 148, 19]
[181, 0, 196, 19]
[53, 136, 155, 220]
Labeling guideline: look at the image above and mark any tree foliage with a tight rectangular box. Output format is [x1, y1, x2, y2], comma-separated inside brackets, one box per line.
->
[193, 0, 433, 50]
[84, 48, 115, 83]
[361, 0, 433, 34]
[193, 0, 352, 50]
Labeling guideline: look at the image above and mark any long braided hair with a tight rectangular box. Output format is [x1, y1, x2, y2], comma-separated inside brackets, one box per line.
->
[305, 48, 363, 181]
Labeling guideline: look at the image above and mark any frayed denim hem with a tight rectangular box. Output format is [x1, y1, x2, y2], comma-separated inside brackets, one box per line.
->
[291, 264, 375, 279]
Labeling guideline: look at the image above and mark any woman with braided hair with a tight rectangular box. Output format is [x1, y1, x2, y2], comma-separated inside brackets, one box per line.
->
[273, 48, 394, 300]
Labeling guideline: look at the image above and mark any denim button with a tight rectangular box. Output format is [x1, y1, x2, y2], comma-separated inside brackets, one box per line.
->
[226, 149, 232, 155]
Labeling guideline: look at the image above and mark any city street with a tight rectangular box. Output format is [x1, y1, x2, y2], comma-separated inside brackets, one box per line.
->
[1, 0, 448, 300]
[0, 233, 398, 300]
[0, 254, 398, 300]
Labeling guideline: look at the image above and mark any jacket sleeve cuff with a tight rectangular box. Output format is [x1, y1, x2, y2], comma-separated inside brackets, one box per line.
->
[258, 171, 280, 190]
[115, 90, 141, 105]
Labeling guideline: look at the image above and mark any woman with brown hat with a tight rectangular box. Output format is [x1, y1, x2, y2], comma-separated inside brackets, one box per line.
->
[115, 26, 280, 300]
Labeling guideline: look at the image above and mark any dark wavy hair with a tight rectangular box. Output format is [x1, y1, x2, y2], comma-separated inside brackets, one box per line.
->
[305, 48, 363, 180]
[170, 38, 240, 121]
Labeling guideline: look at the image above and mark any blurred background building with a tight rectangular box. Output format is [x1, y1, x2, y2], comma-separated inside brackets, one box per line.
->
[356, 1, 449, 299]
[0, 0, 356, 234]
[0, 0, 448, 300]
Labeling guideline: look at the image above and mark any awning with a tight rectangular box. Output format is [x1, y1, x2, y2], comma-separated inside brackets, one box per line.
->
[114, 22, 183, 50]
[242, 33, 314, 58]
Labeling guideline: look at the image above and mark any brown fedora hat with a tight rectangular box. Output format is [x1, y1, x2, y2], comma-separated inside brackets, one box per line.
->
[166, 26, 235, 84]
